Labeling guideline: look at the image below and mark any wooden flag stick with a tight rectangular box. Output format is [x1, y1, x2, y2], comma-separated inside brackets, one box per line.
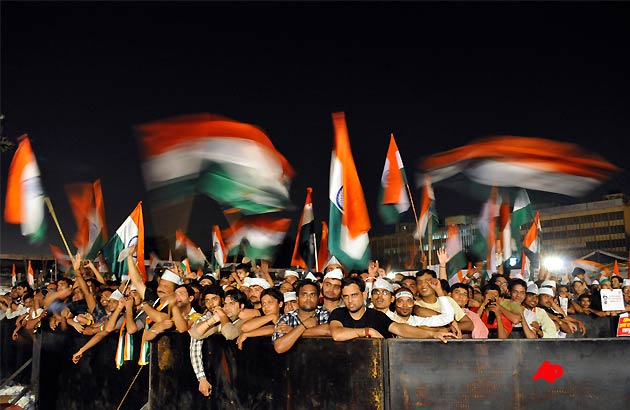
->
[405, 183, 424, 264]
[44, 196, 74, 261]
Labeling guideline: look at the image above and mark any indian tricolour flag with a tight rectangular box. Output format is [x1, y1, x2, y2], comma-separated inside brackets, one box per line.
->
[27, 260, 35, 288]
[223, 216, 291, 261]
[175, 230, 206, 268]
[291, 187, 316, 270]
[521, 211, 541, 281]
[378, 134, 410, 225]
[137, 114, 294, 215]
[4, 135, 47, 244]
[65, 179, 108, 259]
[471, 186, 498, 280]
[511, 188, 534, 255]
[445, 225, 468, 285]
[101, 202, 146, 281]
[328, 112, 371, 270]
[415, 174, 437, 242]
[499, 192, 513, 263]
[212, 225, 227, 269]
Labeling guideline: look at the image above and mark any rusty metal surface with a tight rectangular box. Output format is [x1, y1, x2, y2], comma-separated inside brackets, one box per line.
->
[387, 338, 630, 410]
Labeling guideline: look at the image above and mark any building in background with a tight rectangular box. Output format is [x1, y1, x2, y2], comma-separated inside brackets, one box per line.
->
[370, 193, 630, 271]
[539, 193, 630, 260]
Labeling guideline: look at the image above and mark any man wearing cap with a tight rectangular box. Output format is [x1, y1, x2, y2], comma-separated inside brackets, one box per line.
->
[521, 284, 557, 338]
[571, 267, 586, 282]
[370, 278, 395, 318]
[283, 291, 298, 313]
[392, 284, 454, 328]
[329, 277, 457, 342]
[247, 278, 271, 311]
[538, 286, 586, 337]
[323, 255, 344, 274]
[283, 270, 299, 286]
[611, 275, 624, 290]
[273, 280, 331, 353]
[321, 268, 344, 313]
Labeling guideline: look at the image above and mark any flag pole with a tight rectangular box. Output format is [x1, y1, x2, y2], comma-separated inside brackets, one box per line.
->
[44, 196, 74, 261]
[405, 183, 424, 263]
[312, 232, 319, 272]
[197, 247, 212, 267]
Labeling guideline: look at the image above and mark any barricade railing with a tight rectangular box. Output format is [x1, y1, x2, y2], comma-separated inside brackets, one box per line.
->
[3, 314, 625, 410]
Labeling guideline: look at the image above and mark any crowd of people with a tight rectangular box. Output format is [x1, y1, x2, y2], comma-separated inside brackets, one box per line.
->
[2, 246, 630, 398]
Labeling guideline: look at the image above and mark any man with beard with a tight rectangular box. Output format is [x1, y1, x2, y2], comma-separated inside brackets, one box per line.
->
[247, 278, 271, 311]
[189, 284, 224, 397]
[329, 277, 456, 342]
[168, 285, 202, 333]
[272, 280, 331, 353]
[321, 268, 344, 313]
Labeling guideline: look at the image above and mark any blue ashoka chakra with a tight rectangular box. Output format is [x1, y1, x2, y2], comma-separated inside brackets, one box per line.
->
[336, 186, 344, 211]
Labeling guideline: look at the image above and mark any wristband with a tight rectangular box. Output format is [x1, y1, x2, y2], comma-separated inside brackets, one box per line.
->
[365, 327, 371, 338]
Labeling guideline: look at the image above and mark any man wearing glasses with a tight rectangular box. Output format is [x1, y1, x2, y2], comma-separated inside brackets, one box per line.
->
[329, 277, 457, 342]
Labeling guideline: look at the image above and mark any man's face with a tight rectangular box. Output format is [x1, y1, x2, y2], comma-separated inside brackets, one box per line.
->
[401, 278, 417, 296]
[600, 282, 612, 290]
[494, 277, 509, 296]
[572, 281, 585, 294]
[394, 295, 415, 318]
[157, 279, 175, 299]
[204, 293, 222, 311]
[612, 277, 621, 289]
[341, 283, 365, 314]
[131, 290, 142, 306]
[100, 290, 112, 307]
[249, 285, 263, 304]
[538, 294, 553, 308]
[16, 286, 28, 296]
[284, 275, 298, 285]
[199, 278, 212, 287]
[261, 294, 282, 316]
[450, 287, 469, 308]
[510, 284, 527, 304]
[46, 283, 57, 292]
[175, 287, 191, 308]
[222, 296, 242, 320]
[23, 297, 34, 309]
[371, 288, 392, 310]
[558, 287, 569, 298]
[106, 298, 119, 313]
[415, 274, 433, 298]
[284, 300, 298, 312]
[57, 280, 70, 291]
[623, 287, 630, 303]
[322, 278, 342, 301]
[236, 269, 248, 281]
[279, 282, 294, 294]
[72, 286, 84, 302]
[524, 293, 538, 309]
[579, 297, 591, 309]
[484, 289, 500, 303]
[297, 284, 319, 312]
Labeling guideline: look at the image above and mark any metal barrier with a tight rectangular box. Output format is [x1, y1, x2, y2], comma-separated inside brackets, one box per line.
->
[3, 317, 626, 410]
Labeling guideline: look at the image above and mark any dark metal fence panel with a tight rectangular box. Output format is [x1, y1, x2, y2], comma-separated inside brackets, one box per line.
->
[0, 318, 33, 384]
[387, 338, 630, 410]
[37, 329, 149, 410]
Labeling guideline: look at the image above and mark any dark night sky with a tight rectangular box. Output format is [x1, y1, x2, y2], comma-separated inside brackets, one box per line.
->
[2, 1, 629, 258]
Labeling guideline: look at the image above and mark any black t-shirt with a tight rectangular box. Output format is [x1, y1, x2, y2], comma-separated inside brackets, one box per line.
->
[329, 307, 394, 338]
